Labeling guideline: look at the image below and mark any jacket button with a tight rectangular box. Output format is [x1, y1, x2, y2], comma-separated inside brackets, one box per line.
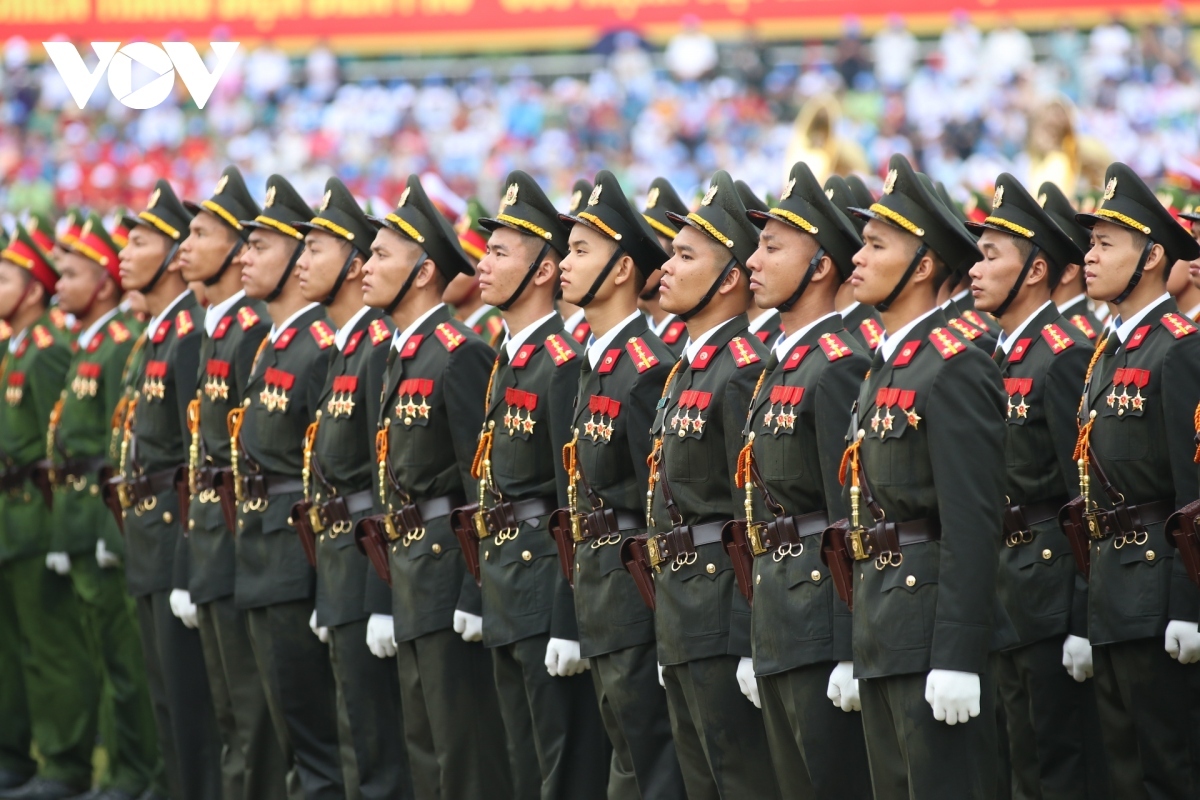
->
[1146, 550, 1156, 561]
[238, 519, 244, 529]
[755, 574, 761, 585]
[905, 575, 916, 587]
[1042, 549, 1052, 560]
[89, 485, 99, 496]
[484, 550, 490, 560]
[432, 543, 442, 554]
[163, 512, 173, 524]
[811, 570, 821, 581]
[522, 550, 532, 561]
[188, 519, 196, 531]
[706, 563, 715, 574]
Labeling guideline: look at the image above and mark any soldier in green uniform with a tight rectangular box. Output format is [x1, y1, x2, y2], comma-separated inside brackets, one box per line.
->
[361, 173, 513, 799]
[116, 180, 222, 800]
[446, 198, 505, 348]
[556, 170, 686, 799]
[232, 177, 348, 800]
[1072, 162, 1200, 797]
[738, 161, 873, 799]
[639, 178, 690, 359]
[966, 174, 1111, 799]
[1039, 182, 1104, 342]
[928, 182, 1000, 354]
[47, 214, 163, 800]
[299, 180, 412, 800]
[642, 170, 779, 798]
[735, 181, 783, 346]
[559, 179, 594, 346]
[840, 154, 1005, 799]
[471, 169, 610, 800]
[825, 176, 885, 354]
[0, 228, 100, 800]
[176, 168, 290, 800]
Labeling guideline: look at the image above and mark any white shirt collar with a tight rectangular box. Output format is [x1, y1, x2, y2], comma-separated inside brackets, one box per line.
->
[952, 288, 971, 303]
[1114, 293, 1170, 343]
[392, 303, 446, 352]
[840, 300, 861, 318]
[269, 302, 321, 343]
[772, 312, 840, 361]
[1186, 302, 1200, 321]
[1056, 293, 1087, 314]
[879, 306, 941, 362]
[463, 303, 495, 329]
[76, 307, 121, 352]
[504, 311, 560, 360]
[586, 310, 641, 369]
[335, 305, 374, 351]
[562, 307, 587, 333]
[683, 317, 736, 363]
[998, 300, 1053, 353]
[203, 290, 246, 337]
[747, 308, 779, 334]
[145, 290, 192, 338]
[649, 313, 672, 337]
[7, 327, 27, 354]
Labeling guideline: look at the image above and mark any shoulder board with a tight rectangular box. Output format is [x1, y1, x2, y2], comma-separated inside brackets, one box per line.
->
[929, 327, 967, 359]
[1008, 338, 1033, 363]
[754, 329, 771, 343]
[1161, 312, 1198, 339]
[343, 330, 365, 356]
[1126, 324, 1153, 351]
[817, 332, 853, 361]
[545, 333, 577, 366]
[859, 318, 883, 350]
[947, 317, 982, 340]
[624, 337, 660, 373]
[893, 340, 921, 367]
[511, 343, 537, 368]
[237, 307, 261, 330]
[212, 316, 234, 340]
[434, 322, 465, 352]
[370, 319, 391, 346]
[175, 309, 195, 337]
[152, 320, 171, 343]
[49, 307, 70, 331]
[571, 321, 591, 344]
[1040, 323, 1075, 354]
[691, 344, 719, 371]
[107, 320, 131, 343]
[961, 310, 992, 331]
[399, 334, 423, 359]
[14, 339, 28, 358]
[598, 349, 622, 374]
[274, 328, 298, 350]
[485, 316, 505, 338]
[783, 345, 812, 371]
[32, 325, 55, 350]
[1068, 314, 1097, 339]
[86, 334, 104, 353]
[309, 320, 336, 350]
[728, 336, 760, 368]
[662, 320, 686, 344]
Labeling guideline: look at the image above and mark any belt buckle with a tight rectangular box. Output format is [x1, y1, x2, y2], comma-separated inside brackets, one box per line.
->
[849, 526, 872, 561]
[308, 505, 327, 535]
[383, 514, 401, 542]
[117, 483, 135, 509]
[473, 509, 490, 541]
[1085, 510, 1106, 541]
[570, 514, 587, 543]
[747, 522, 768, 557]
[646, 535, 663, 572]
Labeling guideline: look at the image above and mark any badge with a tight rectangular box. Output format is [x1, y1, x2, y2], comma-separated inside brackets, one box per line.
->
[669, 390, 711, 438]
[328, 375, 359, 418]
[583, 395, 621, 443]
[1106, 368, 1149, 416]
[5, 372, 24, 406]
[395, 378, 433, 426]
[503, 387, 538, 436]
[260, 367, 295, 413]
[763, 384, 803, 435]
[1004, 377, 1032, 422]
[142, 360, 168, 401]
[870, 387, 918, 439]
[204, 360, 230, 402]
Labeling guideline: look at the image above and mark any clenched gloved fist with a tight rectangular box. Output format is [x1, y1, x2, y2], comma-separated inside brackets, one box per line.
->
[544, 638, 589, 677]
[453, 609, 483, 643]
[95, 539, 121, 568]
[925, 669, 980, 725]
[1165, 620, 1200, 664]
[168, 589, 198, 629]
[1062, 635, 1094, 682]
[366, 614, 396, 658]
[45, 552, 71, 575]
[826, 661, 861, 712]
[736, 657, 761, 708]
[309, 609, 329, 644]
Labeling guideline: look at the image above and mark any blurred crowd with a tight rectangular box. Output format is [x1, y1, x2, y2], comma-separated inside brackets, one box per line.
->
[1, 10, 1199, 222]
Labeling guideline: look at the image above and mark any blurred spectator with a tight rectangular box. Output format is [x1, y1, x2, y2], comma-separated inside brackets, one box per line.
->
[1089, 14, 1134, 80]
[305, 43, 340, 101]
[835, 18, 871, 89]
[665, 16, 718, 82]
[982, 17, 1034, 85]
[245, 40, 292, 103]
[873, 15, 919, 90]
[940, 11, 981, 84]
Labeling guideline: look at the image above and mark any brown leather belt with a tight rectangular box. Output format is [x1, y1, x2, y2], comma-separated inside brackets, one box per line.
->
[647, 520, 728, 568]
[375, 493, 466, 544]
[748, 510, 828, 557]
[242, 473, 304, 501]
[1085, 499, 1174, 542]
[50, 456, 107, 488]
[1002, 497, 1068, 547]
[572, 508, 643, 543]
[309, 489, 375, 537]
[847, 517, 941, 562]
[476, 497, 554, 541]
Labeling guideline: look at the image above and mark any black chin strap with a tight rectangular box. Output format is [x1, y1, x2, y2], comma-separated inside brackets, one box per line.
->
[577, 247, 625, 308]
[680, 257, 740, 322]
[877, 244, 928, 313]
[1113, 237, 1157, 306]
[497, 241, 551, 312]
[777, 247, 825, 313]
[266, 240, 305, 303]
[384, 250, 428, 316]
[142, 241, 181, 295]
[203, 239, 245, 287]
[322, 245, 363, 307]
[992, 244, 1040, 319]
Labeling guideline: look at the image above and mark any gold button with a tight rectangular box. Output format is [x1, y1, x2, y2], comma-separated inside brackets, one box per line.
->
[860, 572, 864, 581]
[1042, 549, 1052, 560]
[432, 543, 442, 554]
[755, 574, 761, 585]
[243, 398, 251, 407]
[1146, 550, 1156, 561]
[811, 570, 821, 581]
[905, 575, 916, 587]
[706, 563, 715, 574]
[238, 519, 244, 529]
[163, 512, 173, 524]
[522, 550, 532, 562]
[188, 519, 196, 531]
[319, 534, 325, 542]
[484, 550, 490, 560]
[89, 485, 99, 496]
[287, 516, 293, 525]
[315, 410, 322, 418]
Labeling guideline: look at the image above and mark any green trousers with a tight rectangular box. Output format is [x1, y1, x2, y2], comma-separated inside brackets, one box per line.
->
[69, 557, 162, 795]
[0, 556, 99, 788]
[0, 568, 35, 783]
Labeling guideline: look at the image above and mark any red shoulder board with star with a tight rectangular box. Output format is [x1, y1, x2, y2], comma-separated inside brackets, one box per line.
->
[87, 334, 104, 353]
[343, 330, 365, 356]
[546, 334, 577, 367]
[893, 340, 921, 366]
[947, 318, 982, 340]
[930, 328, 967, 359]
[107, 320, 131, 343]
[571, 321, 591, 344]
[309, 320, 336, 349]
[213, 316, 234, 340]
[692, 345, 719, 370]
[859, 318, 883, 350]
[14, 339, 28, 358]
[175, 310, 194, 337]
[237, 307, 260, 330]
[818, 332, 853, 361]
[1161, 312, 1197, 339]
[152, 320, 171, 343]
[434, 322, 465, 351]
[1008, 338, 1033, 363]
[32, 325, 55, 350]
[399, 334, 423, 359]
[729, 337, 760, 368]
[1069, 314, 1097, 339]
[962, 310, 991, 331]
[783, 345, 812, 371]
[598, 349, 622, 374]
[1040, 323, 1075, 354]
[1126, 325, 1153, 351]
[625, 337, 659, 373]
[274, 328, 298, 350]
[369, 319, 391, 346]
[754, 329, 771, 343]
[662, 320, 686, 344]
[509, 343, 535, 368]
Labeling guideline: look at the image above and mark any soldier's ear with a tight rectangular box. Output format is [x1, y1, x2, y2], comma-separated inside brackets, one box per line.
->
[611, 254, 636, 288]
[412, 258, 438, 290]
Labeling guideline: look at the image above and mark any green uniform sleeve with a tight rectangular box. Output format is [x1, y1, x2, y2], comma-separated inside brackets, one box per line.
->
[1162, 337, 1200, 622]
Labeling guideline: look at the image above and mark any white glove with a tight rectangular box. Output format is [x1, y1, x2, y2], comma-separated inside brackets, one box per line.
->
[1062, 635, 1094, 682]
[924, 669, 980, 725]
[657, 662, 665, 688]
[168, 589, 198, 629]
[308, 609, 329, 644]
[544, 638, 589, 677]
[826, 661, 861, 711]
[452, 609, 483, 643]
[365, 614, 396, 658]
[1165, 620, 1200, 664]
[95, 539, 121, 568]
[735, 656, 761, 708]
[45, 552, 71, 575]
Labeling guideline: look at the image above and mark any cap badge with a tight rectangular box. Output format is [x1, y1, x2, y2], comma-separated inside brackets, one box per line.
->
[646, 186, 659, 208]
[825, 188, 834, 200]
[882, 169, 898, 195]
[569, 190, 582, 213]
[587, 184, 603, 207]
[992, 184, 1004, 209]
[701, 184, 718, 206]
[148, 187, 161, 208]
[320, 190, 332, 211]
[265, 185, 276, 207]
[28, 217, 38, 232]
[214, 173, 229, 195]
[502, 183, 519, 212]
[1103, 177, 1117, 202]
[81, 218, 93, 237]
[781, 177, 795, 201]
[399, 186, 411, 207]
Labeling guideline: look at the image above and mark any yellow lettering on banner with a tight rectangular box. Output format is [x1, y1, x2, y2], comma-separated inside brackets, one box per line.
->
[499, 0, 572, 13]
[309, 0, 471, 18]
[217, 0, 304, 32]
[0, 0, 88, 23]
[98, 0, 212, 21]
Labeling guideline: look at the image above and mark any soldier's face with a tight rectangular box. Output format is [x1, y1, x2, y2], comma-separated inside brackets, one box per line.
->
[659, 225, 728, 315]
[746, 218, 821, 309]
[0, 263, 29, 320]
[560, 223, 620, 306]
[477, 227, 542, 307]
[297, 229, 354, 304]
[118, 226, 171, 292]
[969, 229, 1031, 316]
[1083, 220, 1150, 303]
[55, 252, 109, 315]
[363, 227, 425, 309]
[179, 210, 242, 284]
[241, 229, 296, 300]
[1190, 227, 1200, 291]
[851, 219, 923, 306]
